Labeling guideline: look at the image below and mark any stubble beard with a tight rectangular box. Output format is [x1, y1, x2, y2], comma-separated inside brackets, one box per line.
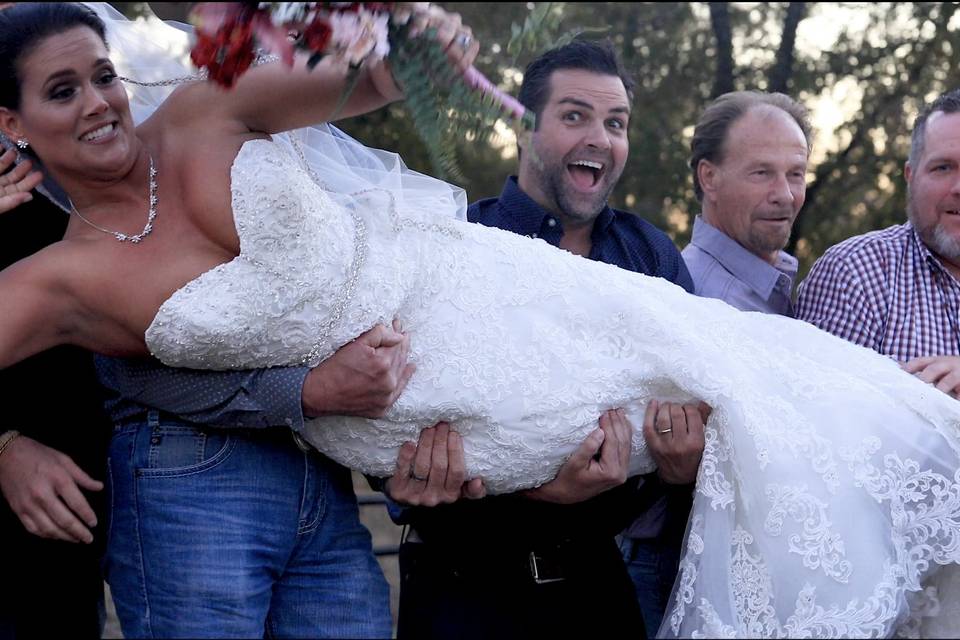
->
[533, 156, 620, 226]
[745, 207, 796, 258]
[747, 225, 791, 258]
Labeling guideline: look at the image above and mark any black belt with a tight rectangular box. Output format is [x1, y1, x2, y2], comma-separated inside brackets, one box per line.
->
[404, 527, 618, 585]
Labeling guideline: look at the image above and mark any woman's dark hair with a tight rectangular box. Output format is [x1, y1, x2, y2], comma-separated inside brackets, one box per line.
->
[518, 39, 635, 129]
[0, 3, 108, 109]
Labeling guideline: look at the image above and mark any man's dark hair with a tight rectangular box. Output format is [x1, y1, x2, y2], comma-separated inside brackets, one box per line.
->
[689, 91, 812, 202]
[0, 3, 107, 110]
[909, 88, 960, 169]
[518, 39, 635, 128]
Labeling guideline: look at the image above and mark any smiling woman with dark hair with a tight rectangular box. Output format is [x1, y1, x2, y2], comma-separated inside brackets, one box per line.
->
[0, 2, 479, 637]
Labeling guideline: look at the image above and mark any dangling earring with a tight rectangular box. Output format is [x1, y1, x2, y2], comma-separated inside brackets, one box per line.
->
[15, 139, 28, 150]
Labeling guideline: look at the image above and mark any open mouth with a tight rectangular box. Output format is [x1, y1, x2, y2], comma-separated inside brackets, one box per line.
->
[567, 160, 605, 191]
[80, 122, 117, 142]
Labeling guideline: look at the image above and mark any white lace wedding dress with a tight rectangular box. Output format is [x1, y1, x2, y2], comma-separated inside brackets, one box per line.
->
[146, 137, 960, 638]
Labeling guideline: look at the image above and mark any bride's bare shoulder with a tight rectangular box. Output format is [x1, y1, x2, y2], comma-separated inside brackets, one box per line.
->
[136, 83, 252, 157]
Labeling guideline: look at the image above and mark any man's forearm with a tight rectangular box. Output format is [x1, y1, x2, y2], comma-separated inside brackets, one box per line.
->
[95, 356, 309, 429]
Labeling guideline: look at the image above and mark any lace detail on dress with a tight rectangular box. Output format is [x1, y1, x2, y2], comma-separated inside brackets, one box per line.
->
[668, 514, 704, 635]
[764, 484, 852, 582]
[699, 416, 735, 509]
[840, 444, 960, 588]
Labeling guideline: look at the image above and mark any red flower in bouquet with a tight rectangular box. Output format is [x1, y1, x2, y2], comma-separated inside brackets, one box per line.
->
[190, 3, 295, 87]
[188, 2, 533, 179]
[189, 6, 256, 87]
[302, 18, 333, 52]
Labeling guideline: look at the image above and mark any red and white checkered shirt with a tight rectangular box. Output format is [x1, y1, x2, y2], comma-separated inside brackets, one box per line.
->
[796, 222, 960, 361]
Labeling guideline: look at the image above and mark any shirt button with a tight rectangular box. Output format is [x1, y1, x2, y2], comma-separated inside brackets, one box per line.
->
[529, 233, 538, 239]
[547, 218, 557, 228]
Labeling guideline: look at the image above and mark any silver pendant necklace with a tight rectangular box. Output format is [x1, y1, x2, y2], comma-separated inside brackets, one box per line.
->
[70, 154, 157, 244]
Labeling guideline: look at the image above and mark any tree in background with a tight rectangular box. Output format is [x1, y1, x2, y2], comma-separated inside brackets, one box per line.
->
[124, 2, 960, 276]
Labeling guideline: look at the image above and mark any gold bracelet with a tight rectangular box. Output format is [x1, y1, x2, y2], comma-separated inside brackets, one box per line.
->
[0, 430, 21, 459]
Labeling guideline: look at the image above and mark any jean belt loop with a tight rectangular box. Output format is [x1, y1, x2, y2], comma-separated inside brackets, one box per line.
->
[147, 408, 160, 429]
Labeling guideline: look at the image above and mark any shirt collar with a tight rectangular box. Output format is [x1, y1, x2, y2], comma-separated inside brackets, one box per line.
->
[496, 176, 616, 241]
[690, 215, 798, 299]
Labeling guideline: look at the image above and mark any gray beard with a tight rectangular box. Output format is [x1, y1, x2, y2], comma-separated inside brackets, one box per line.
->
[909, 199, 960, 261]
[927, 223, 960, 261]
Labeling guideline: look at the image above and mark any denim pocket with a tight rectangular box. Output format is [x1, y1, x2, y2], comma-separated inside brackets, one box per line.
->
[137, 423, 236, 478]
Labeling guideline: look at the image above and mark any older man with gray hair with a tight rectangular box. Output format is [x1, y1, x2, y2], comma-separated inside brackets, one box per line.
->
[682, 91, 811, 316]
[797, 88, 960, 400]
[618, 91, 811, 639]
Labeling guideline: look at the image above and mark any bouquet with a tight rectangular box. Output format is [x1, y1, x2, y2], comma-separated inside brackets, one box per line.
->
[189, 2, 536, 181]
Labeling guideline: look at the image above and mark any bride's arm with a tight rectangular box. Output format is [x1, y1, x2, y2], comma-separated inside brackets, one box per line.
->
[0, 252, 76, 370]
[177, 6, 477, 136]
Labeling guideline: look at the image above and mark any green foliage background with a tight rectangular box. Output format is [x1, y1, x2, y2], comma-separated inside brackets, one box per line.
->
[126, 2, 960, 279]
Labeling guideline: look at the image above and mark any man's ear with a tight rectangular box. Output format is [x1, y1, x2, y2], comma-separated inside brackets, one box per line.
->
[904, 161, 913, 184]
[0, 107, 24, 145]
[698, 158, 720, 201]
[516, 127, 530, 155]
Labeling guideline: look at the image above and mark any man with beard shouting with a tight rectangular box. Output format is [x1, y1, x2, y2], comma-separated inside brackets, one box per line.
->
[384, 40, 706, 640]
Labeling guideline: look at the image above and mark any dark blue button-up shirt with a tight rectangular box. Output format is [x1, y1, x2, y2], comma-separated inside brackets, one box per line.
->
[469, 177, 695, 292]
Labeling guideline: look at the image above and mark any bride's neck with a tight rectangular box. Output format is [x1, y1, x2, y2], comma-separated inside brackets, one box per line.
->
[57, 146, 151, 214]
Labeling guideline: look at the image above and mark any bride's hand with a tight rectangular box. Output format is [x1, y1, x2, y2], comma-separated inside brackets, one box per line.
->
[0, 148, 42, 214]
[385, 422, 485, 506]
[368, 5, 480, 102]
[408, 5, 480, 75]
[522, 409, 633, 504]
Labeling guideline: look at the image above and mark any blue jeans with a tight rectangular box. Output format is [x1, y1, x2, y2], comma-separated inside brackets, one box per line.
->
[103, 411, 390, 639]
[619, 535, 683, 639]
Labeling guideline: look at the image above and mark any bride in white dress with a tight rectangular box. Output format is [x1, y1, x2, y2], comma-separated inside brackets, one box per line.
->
[3, 3, 960, 637]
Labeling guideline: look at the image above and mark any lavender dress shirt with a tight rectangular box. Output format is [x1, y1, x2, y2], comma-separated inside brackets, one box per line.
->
[681, 216, 798, 316]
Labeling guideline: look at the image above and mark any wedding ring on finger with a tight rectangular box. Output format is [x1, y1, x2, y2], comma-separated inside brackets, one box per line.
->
[456, 32, 472, 50]
[409, 466, 429, 482]
[658, 427, 673, 435]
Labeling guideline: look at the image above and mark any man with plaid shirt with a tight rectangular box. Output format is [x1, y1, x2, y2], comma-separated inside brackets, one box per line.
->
[797, 88, 960, 398]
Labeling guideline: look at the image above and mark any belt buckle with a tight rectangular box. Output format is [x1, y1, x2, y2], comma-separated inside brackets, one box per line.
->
[528, 550, 565, 584]
[291, 431, 312, 453]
